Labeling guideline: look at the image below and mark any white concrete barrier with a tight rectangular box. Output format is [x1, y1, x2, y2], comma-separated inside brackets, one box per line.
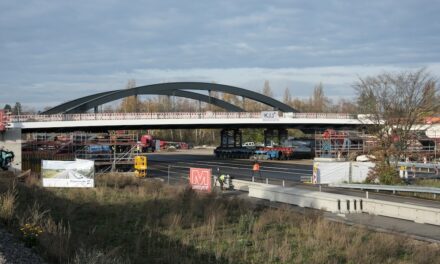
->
[232, 179, 440, 226]
[233, 180, 363, 214]
[363, 199, 440, 225]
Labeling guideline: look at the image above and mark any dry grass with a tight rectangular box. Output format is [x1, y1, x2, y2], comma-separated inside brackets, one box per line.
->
[0, 181, 17, 225]
[1, 172, 440, 263]
[70, 247, 128, 264]
[415, 179, 440, 188]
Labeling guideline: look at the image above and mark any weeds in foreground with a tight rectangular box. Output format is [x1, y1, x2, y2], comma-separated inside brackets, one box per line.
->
[415, 179, 440, 188]
[1, 173, 440, 263]
[41, 218, 71, 263]
[20, 223, 43, 247]
[0, 181, 17, 225]
[72, 247, 128, 264]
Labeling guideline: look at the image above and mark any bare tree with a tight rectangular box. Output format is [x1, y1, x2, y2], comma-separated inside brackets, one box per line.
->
[334, 98, 357, 113]
[283, 87, 292, 105]
[354, 68, 439, 183]
[119, 79, 140, 112]
[12, 102, 22, 115]
[262, 80, 274, 110]
[310, 83, 330, 112]
[263, 80, 273, 97]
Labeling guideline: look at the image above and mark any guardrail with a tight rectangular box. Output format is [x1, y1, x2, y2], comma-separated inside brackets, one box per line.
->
[397, 162, 440, 170]
[8, 112, 358, 123]
[328, 183, 440, 197]
[284, 112, 357, 119]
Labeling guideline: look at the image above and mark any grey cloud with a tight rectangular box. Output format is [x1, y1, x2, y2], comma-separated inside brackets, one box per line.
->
[1, 0, 439, 109]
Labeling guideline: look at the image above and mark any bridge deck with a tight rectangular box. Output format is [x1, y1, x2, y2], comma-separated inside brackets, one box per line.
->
[7, 112, 365, 132]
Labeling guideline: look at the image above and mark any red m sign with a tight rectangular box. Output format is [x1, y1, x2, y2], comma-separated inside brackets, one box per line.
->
[189, 168, 212, 192]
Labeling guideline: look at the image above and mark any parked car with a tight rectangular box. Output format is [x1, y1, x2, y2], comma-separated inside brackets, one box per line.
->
[242, 142, 256, 148]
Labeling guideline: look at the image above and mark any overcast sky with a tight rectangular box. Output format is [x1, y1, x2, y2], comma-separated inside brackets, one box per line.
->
[1, 0, 439, 110]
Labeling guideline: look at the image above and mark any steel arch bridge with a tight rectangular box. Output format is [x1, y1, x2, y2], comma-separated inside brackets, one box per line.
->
[43, 82, 298, 114]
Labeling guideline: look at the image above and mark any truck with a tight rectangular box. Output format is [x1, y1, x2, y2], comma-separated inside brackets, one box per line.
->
[77, 145, 112, 161]
[253, 147, 295, 160]
[140, 134, 155, 152]
[214, 147, 254, 159]
[214, 137, 315, 160]
[214, 145, 296, 160]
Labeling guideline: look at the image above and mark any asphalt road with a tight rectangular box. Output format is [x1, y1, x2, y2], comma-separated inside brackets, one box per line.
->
[53, 169, 87, 180]
[147, 149, 313, 184]
[147, 149, 440, 208]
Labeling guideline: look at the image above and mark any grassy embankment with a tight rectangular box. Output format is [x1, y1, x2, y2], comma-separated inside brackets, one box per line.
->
[0, 171, 439, 264]
[415, 179, 440, 188]
[394, 179, 440, 200]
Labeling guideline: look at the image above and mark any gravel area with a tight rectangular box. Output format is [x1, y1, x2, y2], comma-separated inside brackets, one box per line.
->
[0, 227, 46, 264]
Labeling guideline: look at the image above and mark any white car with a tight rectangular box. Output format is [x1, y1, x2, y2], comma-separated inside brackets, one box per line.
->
[242, 142, 255, 148]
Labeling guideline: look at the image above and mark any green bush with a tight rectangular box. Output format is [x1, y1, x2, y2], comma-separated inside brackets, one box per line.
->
[366, 162, 401, 185]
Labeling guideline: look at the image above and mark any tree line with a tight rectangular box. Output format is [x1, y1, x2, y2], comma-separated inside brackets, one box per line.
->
[3, 69, 439, 155]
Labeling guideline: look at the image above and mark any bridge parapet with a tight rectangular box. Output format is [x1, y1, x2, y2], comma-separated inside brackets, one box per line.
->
[9, 112, 358, 123]
[286, 112, 357, 119]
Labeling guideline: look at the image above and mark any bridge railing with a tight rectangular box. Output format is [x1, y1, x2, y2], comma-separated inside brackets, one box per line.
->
[284, 112, 357, 119]
[9, 112, 358, 123]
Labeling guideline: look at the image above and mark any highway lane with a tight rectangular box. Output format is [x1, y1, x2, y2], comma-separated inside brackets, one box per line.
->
[146, 149, 312, 184]
[145, 149, 440, 208]
[146, 149, 440, 181]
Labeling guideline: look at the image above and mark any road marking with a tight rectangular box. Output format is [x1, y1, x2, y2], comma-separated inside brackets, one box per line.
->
[149, 157, 312, 170]
[150, 163, 309, 179]
[172, 161, 311, 173]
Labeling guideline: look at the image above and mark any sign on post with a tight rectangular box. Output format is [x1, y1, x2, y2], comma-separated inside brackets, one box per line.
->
[42, 159, 95, 188]
[312, 162, 320, 184]
[261, 111, 279, 121]
[189, 168, 212, 192]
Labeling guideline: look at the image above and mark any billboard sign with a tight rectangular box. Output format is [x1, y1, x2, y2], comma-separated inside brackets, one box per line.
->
[261, 111, 279, 121]
[42, 159, 94, 188]
[189, 168, 212, 192]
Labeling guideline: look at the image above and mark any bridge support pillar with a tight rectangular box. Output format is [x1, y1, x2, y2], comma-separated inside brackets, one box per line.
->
[0, 128, 22, 172]
[264, 129, 274, 147]
[264, 129, 288, 146]
[220, 129, 242, 148]
[278, 129, 288, 145]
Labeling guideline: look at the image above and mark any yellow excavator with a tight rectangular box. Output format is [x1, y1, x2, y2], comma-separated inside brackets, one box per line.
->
[134, 155, 147, 178]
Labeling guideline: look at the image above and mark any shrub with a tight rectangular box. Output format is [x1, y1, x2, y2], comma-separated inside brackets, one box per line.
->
[366, 162, 401, 185]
